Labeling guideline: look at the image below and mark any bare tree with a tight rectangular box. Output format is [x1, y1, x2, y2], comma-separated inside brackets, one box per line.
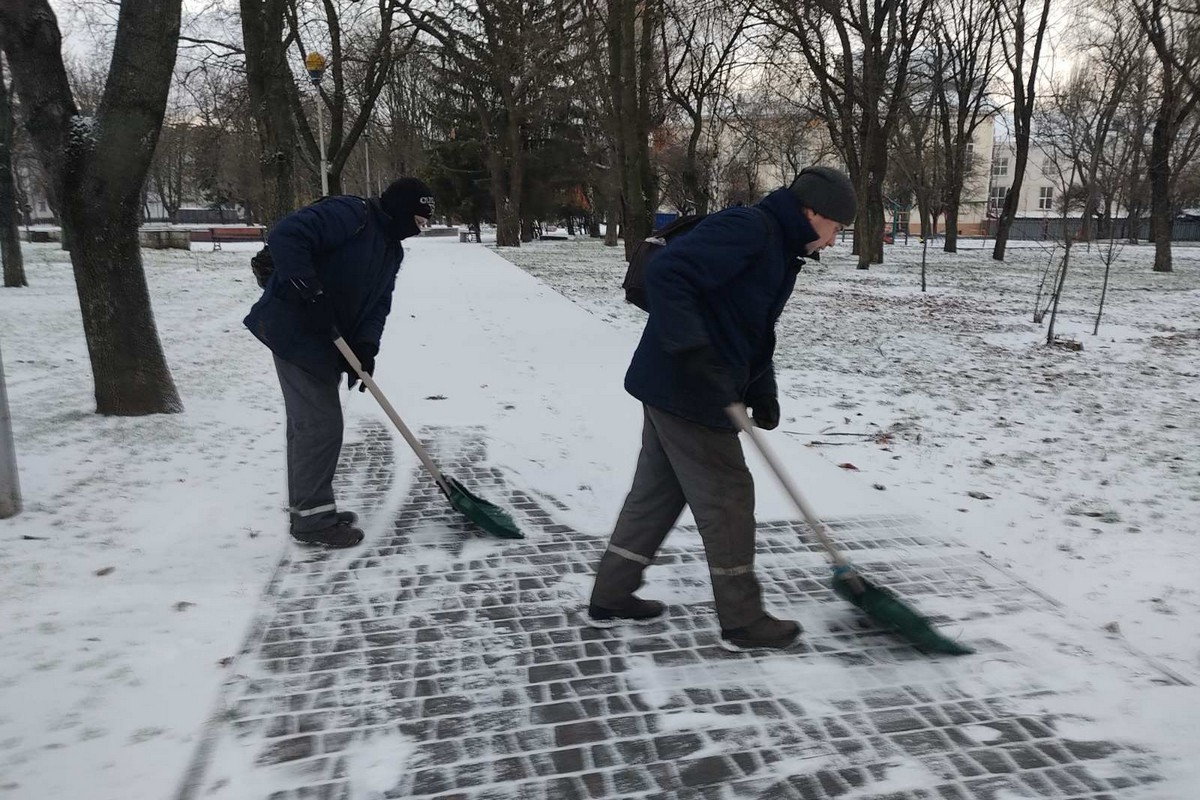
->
[574, 0, 626, 245]
[989, 0, 1055, 261]
[1133, 0, 1200, 271]
[241, 0, 302, 225]
[725, 58, 836, 190]
[757, 0, 934, 268]
[1063, 3, 1149, 243]
[0, 58, 25, 288]
[148, 121, 192, 222]
[890, 56, 944, 240]
[932, 0, 1000, 252]
[606, 0, 663, 258]
[0, 0, 183, 415]
[658, 0, 748, 215]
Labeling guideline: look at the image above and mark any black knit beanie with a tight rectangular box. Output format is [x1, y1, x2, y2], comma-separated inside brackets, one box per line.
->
[789, 166, 857, 225]
[380, 177, 435, 239]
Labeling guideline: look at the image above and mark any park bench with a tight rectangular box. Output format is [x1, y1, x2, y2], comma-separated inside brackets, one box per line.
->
[209, 226, 265, 251]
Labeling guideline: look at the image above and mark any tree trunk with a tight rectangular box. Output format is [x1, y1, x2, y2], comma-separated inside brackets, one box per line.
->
[610, 0, 656, 260]
[62, 195, 181, 414]
[944, 203, 960, 253]
[0, 60, 25, 287]
[604, 189, 621, 247]
[0, 0, 183, 414]
[241, 0, 299, 227]
[1148, 110, 1174, 272]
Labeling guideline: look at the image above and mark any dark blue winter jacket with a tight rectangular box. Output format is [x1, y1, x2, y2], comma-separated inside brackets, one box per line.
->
[244, 196, 404, 377]
[624, 188, 820, 429]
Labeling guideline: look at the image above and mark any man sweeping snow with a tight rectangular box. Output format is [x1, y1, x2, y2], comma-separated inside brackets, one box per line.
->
[587, 166, 857, 651]
[244, 178, 435, 548]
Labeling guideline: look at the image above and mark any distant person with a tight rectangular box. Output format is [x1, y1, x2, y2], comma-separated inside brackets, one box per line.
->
[245, 178, 435, 547]
[587, 166, 857, 651]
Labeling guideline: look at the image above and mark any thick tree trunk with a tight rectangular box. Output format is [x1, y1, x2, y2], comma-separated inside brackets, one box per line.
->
[944, 203, 960, 253]
[0, 61, 25, 287]
[1148, 112, 1174, 272]
[0, 0, 183, 414]
[610, 0, 656, 260]
[604, 189, 621, 247]
[241, 0, 299, 227]
[486, 143, 522, 247]
[62, 195, 181, 414]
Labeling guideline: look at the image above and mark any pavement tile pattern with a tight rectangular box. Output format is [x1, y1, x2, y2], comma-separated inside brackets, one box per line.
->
[180, 423, 1177, 799]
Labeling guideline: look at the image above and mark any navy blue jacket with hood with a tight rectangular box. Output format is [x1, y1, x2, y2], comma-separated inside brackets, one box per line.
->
[244, 196, 405, 377]
[624, 187, 820, 430]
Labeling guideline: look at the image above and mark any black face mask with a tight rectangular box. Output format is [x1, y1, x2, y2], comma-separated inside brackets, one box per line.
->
[386, 212, 422, 241]
[379, 178, 435, 240]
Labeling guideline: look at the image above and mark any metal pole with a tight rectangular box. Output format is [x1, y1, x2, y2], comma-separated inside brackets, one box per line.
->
[364, 135, 371, 197]
[0, 337, 22, 519]
[317, 98, 329, 197]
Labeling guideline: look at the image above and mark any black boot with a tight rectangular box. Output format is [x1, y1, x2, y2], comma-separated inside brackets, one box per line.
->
[291, 520, 364, 548]
[720, 614, 802, 652]
[586, 596, 667, 628]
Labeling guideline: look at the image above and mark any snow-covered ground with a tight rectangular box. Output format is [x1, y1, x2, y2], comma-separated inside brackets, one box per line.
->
[0, 231, 1198, 798]
[497, 235, 1200, 685]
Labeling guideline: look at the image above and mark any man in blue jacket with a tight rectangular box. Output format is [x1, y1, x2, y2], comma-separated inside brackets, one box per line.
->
[245, 178, 434, 548]
[588, 166, 857, 651]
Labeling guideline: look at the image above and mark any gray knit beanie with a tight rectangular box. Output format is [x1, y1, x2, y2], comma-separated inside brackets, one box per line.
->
[789, 166, 857, 225]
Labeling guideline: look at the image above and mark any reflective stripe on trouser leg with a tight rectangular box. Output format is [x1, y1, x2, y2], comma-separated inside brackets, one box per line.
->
[590, 406, 687, 611]
[646, 406, 765, 630]
[274, 355, 343, 533]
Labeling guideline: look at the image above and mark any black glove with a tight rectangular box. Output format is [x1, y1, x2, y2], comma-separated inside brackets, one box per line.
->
[747, 395, 780, 430]
[344, 341, 378, 392]
[677, 345, 739, 404]
[285, 276, 335, 335]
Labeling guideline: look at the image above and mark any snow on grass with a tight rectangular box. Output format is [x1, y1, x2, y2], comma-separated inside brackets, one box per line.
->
[497, 236, 1200, 684]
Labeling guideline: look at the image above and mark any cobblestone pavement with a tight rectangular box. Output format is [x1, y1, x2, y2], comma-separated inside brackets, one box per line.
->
[178, 423, 1181, 800]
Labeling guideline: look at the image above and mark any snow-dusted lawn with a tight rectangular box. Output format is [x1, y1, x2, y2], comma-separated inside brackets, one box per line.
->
[0, 242, 287, 798]
[497, 235, 1200, 684]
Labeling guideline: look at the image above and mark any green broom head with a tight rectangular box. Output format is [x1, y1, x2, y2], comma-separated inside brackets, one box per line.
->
[444, 476, 524, 539]
[831, 567, 974, 655]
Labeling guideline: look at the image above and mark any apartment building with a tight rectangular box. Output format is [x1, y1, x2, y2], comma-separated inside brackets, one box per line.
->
[986, 140, 1062, 220]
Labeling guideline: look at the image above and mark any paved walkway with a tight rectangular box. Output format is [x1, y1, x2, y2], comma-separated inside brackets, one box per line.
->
[174, 417, 1182, 800]
[177, 243, 1185, 799]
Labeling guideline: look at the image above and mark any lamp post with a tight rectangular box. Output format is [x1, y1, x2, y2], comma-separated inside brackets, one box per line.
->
[0, 337, 21, 519]
[305, 52, 329, 197]
[364, 132, 372, 197]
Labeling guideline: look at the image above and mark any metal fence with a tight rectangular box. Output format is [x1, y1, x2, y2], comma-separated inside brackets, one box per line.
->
[989, 217, 1200, 242]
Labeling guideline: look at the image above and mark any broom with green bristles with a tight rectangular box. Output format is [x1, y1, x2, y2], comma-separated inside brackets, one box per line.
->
[335, 333, 522, 540]
[727, 403, 972, 656]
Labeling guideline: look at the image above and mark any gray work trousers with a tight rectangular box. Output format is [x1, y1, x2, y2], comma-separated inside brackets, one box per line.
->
[273, 355, 344, 533]
[590, 405, 765, 630]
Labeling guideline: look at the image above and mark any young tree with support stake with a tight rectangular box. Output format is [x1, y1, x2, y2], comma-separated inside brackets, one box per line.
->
[0, 0, 183, 415]
[0, 337, 18, 519]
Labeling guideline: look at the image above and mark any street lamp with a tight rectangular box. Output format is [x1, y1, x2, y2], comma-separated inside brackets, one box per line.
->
[305, 51, 329, 197]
